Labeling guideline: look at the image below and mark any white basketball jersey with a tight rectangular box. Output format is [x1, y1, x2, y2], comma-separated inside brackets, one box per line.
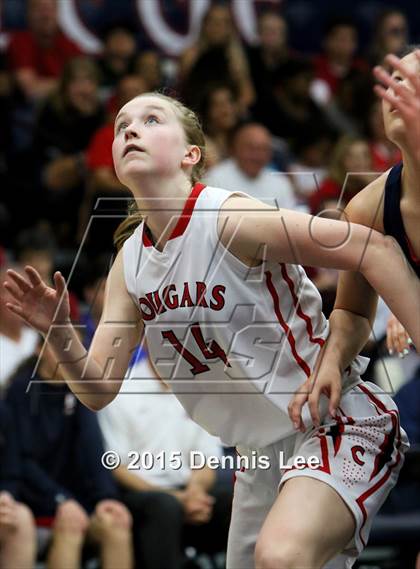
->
[123, 184, 367, 447]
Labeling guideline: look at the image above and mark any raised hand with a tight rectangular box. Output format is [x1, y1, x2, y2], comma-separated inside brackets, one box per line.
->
[374, 50, 420, 162]
[4, 266, 70, 335]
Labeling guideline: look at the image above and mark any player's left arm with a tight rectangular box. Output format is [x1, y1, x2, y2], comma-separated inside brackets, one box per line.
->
[218, 196, 419, 350]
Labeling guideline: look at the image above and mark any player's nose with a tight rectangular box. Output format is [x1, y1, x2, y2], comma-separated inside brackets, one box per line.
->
[124, 124, 141, 141]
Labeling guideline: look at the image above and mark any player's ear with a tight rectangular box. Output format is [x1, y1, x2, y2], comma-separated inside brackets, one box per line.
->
[182, 145, 201, 167]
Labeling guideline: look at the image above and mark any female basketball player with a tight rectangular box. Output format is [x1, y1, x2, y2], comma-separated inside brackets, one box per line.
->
[4, 91, 419, 569]
[289, 48, 419, 428]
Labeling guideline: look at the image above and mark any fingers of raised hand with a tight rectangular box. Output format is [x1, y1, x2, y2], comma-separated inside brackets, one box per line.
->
[373, 72, 414, 115]
[385, 54, 420, 92]
[24, 266, 43, 287]
[374, 83, 409, 115]
[4, 303, 25, 319]
[53, 271, 67, 296]
[4, 279, 23, 299]
[6, 269, 32, 294]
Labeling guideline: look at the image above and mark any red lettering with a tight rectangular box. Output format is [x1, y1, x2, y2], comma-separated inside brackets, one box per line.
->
[210, 285, 226, 311]
[195, 282, 208, 308]
[163, 284, 178, 309]
[153, 290, 167, 315]
[139, 297, 156, 321]
[180, 282, 194, 308]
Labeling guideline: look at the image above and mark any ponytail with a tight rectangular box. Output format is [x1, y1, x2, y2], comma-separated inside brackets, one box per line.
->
[113, 200, 143, 252]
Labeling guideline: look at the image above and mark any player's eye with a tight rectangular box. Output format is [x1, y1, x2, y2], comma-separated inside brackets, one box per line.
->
[116, 121, 129, 133]
[145, 115, 159, 125]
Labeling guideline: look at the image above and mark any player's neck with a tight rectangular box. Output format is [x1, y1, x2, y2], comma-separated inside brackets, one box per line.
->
[130, 174, 193, 248]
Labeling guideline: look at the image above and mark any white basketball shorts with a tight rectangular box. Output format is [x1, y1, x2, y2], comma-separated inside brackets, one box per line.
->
[227, 381, 409, 569]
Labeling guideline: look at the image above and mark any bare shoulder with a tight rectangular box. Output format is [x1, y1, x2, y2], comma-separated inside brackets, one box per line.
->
[344, 172, 388, 231]
[218, 194, 273, 266]
[218, 194, 273, 235]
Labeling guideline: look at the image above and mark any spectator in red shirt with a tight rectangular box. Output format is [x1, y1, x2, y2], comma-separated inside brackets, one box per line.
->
[313, 17, 368, 103]
[7, 0, 81, 101]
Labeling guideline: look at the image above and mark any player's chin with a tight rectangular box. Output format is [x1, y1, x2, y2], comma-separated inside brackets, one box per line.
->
[384, 117, 404, 141]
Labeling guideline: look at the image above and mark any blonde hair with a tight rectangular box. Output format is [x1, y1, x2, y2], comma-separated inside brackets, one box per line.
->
[113, 92, 207, 251]
[328, 135, 367, 185]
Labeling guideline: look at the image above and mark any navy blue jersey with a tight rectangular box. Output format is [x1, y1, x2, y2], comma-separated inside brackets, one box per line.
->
[383, 162, 420, 278]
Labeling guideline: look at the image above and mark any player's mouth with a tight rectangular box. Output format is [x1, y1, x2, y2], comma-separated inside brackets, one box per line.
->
[123, 144, 145, 157]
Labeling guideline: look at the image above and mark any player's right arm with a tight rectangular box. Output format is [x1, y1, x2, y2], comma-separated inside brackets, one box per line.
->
[4, 249, 142, 411]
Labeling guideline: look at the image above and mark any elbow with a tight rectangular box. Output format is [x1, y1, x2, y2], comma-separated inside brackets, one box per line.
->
[360, 234, 397, 281]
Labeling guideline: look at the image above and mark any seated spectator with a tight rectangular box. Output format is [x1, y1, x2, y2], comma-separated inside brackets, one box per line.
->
[205, 122, 296, 208]
[179, 4, 254, 113]
[99, 358, 232, 569]
[0, 400, 36, 568]
[366, 100, 402, 172]
[288, 130, 334, 205]
[32, 56, 105, 246]
[5, 341, 133, 569]
[14, 225, 81, 322]
[7, 0, 81, 101]
[0, 265, 38, 388]
[198, 82, 241, 165]
[134, 51, 163, 92]
[260, 58, 332, 148]
[15, 226, 56, 285]
[308, 135, 375, 214]
[369, 8, 409, 66]
[247, 11, 297, 124]
[97, 24, 138, 102]
[312, 16, 368, 104]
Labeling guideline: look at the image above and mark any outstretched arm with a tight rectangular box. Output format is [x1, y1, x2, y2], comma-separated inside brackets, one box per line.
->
[219, 196, 419, 349]
[4, 250, 142, 411]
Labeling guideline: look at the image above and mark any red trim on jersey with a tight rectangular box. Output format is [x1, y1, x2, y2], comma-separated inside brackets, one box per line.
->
[171, 183, 206, 239]
[142, 226, 153, 247]
[280, 264, 325, 348]
[142, 183, 206, 247]
[354, 383, 401, 547]
[265, 271, 311, 378]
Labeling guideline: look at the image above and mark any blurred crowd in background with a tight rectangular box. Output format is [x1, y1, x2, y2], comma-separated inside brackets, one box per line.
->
[0, 1, 419, 568]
